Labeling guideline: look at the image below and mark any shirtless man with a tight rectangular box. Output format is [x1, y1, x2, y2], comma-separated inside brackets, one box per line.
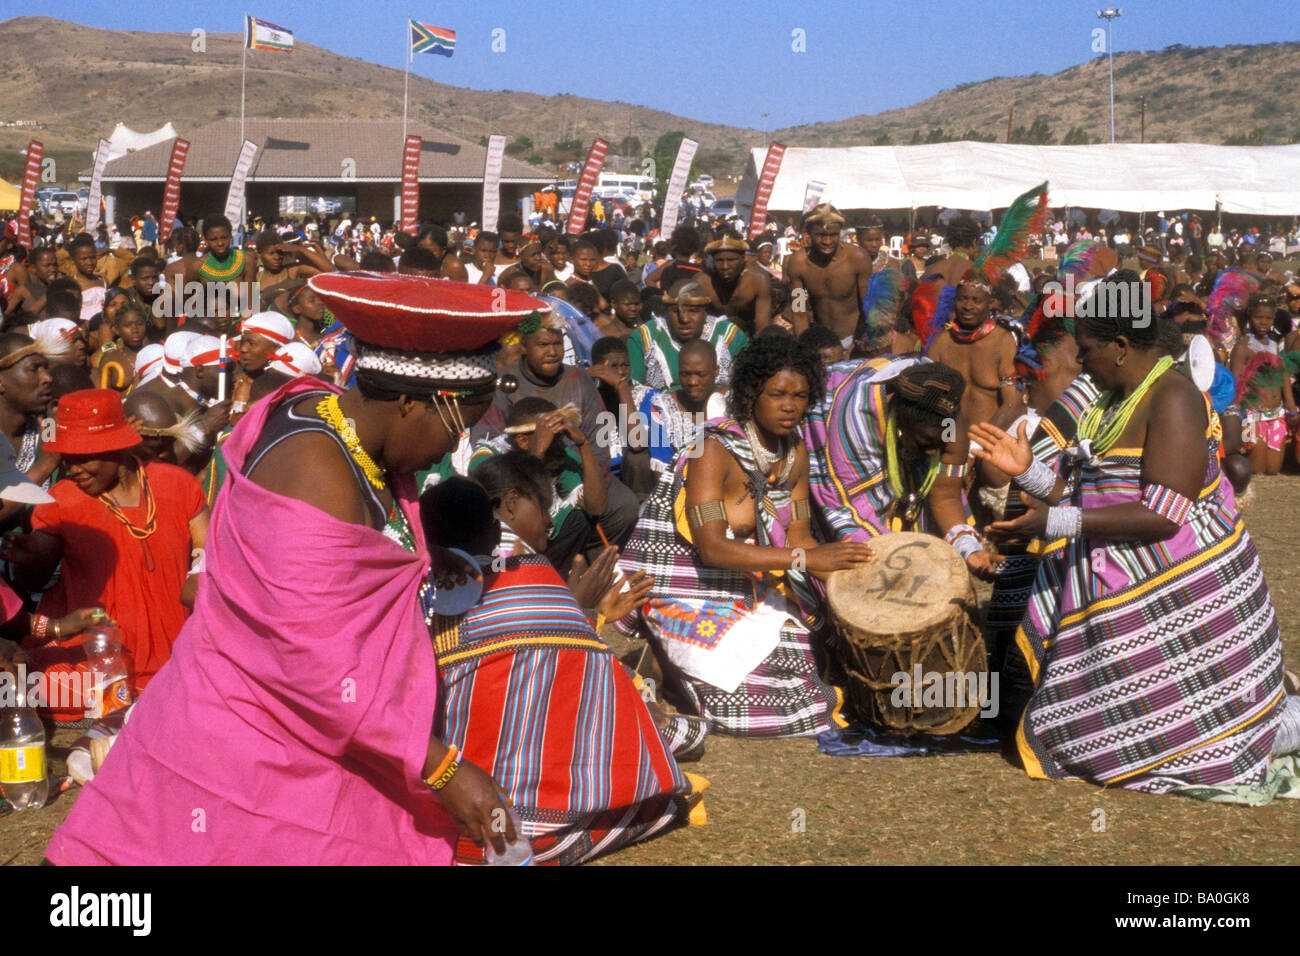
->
[783, 204, 872, 347]
[698, 234, 771, 337]
[2, 247, 57, 322]
[160, 227, 200, 331]
[925, 273, 1020, 431]
[65, 234, 110, 321]
[254, 230, 334, 291]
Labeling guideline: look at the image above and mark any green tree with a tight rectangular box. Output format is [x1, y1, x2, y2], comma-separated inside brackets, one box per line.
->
[872, 131, 893, 145]
[652, 130, 689, 202]
[617, 135, 643, 157]
[504, 135, 534, 156]
[909, 129, 925, 145]
[1061, 126, 1093, 145]
[1009, 118, 1055, 145]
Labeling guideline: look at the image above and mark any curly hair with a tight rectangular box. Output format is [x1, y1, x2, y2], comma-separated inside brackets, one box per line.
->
[725, 334, 825, 424]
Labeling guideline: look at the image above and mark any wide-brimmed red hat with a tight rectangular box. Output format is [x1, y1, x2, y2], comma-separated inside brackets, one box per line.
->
[306, 272, 547, 352]
[43, 389, 141, 456]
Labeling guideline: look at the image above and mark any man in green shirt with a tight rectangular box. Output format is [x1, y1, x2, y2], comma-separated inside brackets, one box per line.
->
[627, 278, 748, 391]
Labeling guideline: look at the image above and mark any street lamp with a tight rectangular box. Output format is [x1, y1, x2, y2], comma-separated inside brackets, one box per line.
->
[1097, 8, 1123, 143]
[762, 113, 769, 149]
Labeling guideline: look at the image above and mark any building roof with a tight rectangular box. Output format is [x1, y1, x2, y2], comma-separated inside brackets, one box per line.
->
[80, 118, 552, 184]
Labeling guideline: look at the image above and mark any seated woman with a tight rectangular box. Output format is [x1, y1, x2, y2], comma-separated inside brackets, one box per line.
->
[973, 275, 1299, 799]
[420, 468, 705, 865]
[616, 335, 873, 738]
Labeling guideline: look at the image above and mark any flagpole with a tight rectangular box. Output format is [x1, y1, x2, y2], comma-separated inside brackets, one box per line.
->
[402, 15, 410, 145]
[240, 13, 248, 147]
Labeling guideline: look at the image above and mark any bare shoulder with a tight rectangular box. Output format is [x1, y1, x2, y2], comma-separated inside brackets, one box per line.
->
[1150, 366, 1206, 421]
[246, 427, 372, 526]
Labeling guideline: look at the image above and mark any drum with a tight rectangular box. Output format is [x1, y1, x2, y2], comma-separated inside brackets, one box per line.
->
[826, 532, 987, 735]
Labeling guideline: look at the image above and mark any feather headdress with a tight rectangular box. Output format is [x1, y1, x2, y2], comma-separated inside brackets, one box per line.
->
[1058, 239, 1101, 283]
[910, 276, 955, 348]
[135, 407, 209, 457]
[974, 181, 1050, 283]
[1206, 267, 1259, 347]
[860, 269, 906, 351]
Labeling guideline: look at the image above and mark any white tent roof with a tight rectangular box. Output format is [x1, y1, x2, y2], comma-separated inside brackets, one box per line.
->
[735, 142, 1300, 216]
[102, 122, 179, 162]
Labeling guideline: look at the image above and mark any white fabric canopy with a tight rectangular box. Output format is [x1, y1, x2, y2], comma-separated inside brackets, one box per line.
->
[102, 123, 179, 163]
[735, 142, 1300, 216]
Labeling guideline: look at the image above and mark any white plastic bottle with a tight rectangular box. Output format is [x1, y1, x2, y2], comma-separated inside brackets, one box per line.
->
[0, 702, 48, 810]
[83, 624, 132, 720]
[485, 807, 534, 865]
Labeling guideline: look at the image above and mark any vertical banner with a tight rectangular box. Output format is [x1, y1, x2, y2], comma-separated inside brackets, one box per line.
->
[400, 135, 422, 235]
[747, 142, 786, 239]
[16, 141, 43, 249]
[158, 138, 190, 243]
[802, 180, 827, 215]
[84, 139, 112, 237]
[223, 140, 260, 226]
[565, 138, 609, 235]
[481, 134, 506, 233]
[657, 137, 698, 239]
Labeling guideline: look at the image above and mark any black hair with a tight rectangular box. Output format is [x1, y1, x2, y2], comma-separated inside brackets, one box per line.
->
[1156, 319, 1186, 358]
[565, 281, 600, 315]
[888, 362, 966, 434]
[172, 227, 200, 253]
[588, 229, 619, 256]
[678, 337, 718, 366]
[49, 363, 94, 399]
[43, 288, 81, 319]
[472, 450, 553, 509]
[202, 214, 233, 235]
[129, 256, 157, 275]
[256, 229, 280, 250]
[1079, 270, 1161, 347]
[726, 334, 824, 423]
[420, 476, 496, 555]
[669, 224, 700, 258]
[358, 250, 396, 272]
[497, 213, 523, 235]
[591, 336, 629, 364]
[945, 215, 982, 249]
[475, 231, 499, 248]
[572, 239, 597, 256]
[507, 395, 557, 427]
[29, 246, 56, 262]
[609, 278, 638, 302]
[417, 224, 448, 250]
[67, 233, 96, 253]
[249, 370, 292, 401]
[798, 324, 843, 352]
[397, 246, 441, 274]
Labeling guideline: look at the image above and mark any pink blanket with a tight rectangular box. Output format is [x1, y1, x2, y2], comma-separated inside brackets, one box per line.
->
[46, 378, 457, 865]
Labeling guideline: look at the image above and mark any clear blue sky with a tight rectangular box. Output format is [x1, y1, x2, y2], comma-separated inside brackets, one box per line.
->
[23, 1, 1300, 130]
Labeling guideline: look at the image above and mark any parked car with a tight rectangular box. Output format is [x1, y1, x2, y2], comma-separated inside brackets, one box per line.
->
[709, 198, 737, 219]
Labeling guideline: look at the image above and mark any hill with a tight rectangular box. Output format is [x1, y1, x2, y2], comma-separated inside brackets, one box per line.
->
[1, 17, 1297, 185]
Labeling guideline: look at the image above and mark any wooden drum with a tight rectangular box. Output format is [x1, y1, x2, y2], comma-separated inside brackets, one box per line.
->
[826, 532, 987, 735]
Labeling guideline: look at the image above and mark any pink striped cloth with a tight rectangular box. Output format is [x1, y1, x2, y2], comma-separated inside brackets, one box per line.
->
[46, 378, 457, 864]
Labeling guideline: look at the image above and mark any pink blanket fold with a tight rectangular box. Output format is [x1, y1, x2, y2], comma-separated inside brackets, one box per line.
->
[46, 377, 457, 865]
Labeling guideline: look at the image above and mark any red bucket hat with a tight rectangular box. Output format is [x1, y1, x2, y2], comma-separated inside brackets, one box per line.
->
[43, 389, 141, 456]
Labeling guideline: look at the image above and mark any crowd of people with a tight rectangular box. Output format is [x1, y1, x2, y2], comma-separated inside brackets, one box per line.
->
[0, 184, 1297, 866]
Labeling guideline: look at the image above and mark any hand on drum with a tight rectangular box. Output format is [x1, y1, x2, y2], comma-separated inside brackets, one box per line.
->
[968, 419, 1033, 478]
[984, 492, 1049, 542]
[964, 549, 1003, 582]
[803, 540, 875, 576]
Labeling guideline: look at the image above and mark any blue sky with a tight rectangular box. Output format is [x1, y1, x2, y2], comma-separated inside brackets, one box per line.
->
[22, 1, 1300, 130]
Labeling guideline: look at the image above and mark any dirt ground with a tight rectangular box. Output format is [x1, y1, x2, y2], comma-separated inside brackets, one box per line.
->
[4, 477, 1298, 866]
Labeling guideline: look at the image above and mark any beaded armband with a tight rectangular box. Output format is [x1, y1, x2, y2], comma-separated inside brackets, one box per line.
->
[944, 524, 982, 558]
[939, 461, 968, 479]
[791, 498, 812, 522]
[686, 500, 727, 530]
[1141, 482, 1194, 526]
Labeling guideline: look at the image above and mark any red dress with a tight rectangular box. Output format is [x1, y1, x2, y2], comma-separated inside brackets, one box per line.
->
[24, 461, 205, 718]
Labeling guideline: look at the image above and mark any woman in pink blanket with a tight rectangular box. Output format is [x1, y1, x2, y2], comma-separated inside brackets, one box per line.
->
[46, 275, 554, 865]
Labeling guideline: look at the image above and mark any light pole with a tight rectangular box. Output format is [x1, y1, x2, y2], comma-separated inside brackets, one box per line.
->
[1097, 8, 1123, 143]
[761, 113, 769, 149]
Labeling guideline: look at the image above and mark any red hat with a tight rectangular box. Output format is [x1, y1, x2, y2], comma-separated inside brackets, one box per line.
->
[44, 389, 141, 456]
[306, 272, 546, 352]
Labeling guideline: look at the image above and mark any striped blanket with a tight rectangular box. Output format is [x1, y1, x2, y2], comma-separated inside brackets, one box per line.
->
[429, 555, 696, 865]
[1015, 394, 1289, 797]
[617, 420, 847, 738]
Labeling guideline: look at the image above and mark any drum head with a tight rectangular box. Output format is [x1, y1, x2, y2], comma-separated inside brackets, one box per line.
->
[825, 532, 972, 638]
[1183, 334, 1215, 392]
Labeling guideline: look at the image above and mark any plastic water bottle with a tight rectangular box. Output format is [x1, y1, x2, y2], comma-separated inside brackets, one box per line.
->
[83, 624, 132, 720]
[485, 807, 534, 866]
[0, 703, 48, 810]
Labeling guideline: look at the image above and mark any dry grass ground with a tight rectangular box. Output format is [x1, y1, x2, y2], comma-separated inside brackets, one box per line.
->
[3, 478, 1299, 866]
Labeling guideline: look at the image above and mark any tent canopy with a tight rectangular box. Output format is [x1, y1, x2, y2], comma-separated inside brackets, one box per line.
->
[0, 180, 19, 212]
[735, 142, 1300, 216]
[103, 122, 179, 162]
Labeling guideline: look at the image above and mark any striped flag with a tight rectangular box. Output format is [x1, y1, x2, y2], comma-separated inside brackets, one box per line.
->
[410, 20, 455, 57]
[245, 16, 294, 52]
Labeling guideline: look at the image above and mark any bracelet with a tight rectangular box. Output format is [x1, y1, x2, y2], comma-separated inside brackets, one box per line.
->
[1045, 505, 1083, 540]
[939, 461, 968, 479]
[31, 614, 48, 641]
[425, 745, 460, 791]
[791, 498, 812, 522]
[232, 400, 248, 414]
[944, 525, 983, 559]
[1287, 410, 1300, 419]
[1141, 482, 1194, 526]
[687, 500, 726, 530]
[52, 618, 61, 640]
[1015, 459, 1056, 499]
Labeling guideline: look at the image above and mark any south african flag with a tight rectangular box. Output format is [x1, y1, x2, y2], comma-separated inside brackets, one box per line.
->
[410, 20, 455, 57]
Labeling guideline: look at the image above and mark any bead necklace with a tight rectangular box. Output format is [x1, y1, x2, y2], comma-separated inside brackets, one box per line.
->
[316, 394, 385, 491]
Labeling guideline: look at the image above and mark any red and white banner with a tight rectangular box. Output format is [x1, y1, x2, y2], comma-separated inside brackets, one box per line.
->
[223, 140, 260, 226]
[400, 135, 422, 234]
[16, 141, 43, 248]
[565, 138, 609, 235]
[84, 139, 112, 237]
[657, 138, 698, 239]
[481, 134, 506, 233]
[747, 142, 786, 239]
[158, 138, 190, 243]
[802, 180, 827, 215]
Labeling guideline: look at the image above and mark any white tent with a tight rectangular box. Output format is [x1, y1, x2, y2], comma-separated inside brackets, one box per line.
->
[102, 122, 179, 162]
[735, 142, 1300, 216]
